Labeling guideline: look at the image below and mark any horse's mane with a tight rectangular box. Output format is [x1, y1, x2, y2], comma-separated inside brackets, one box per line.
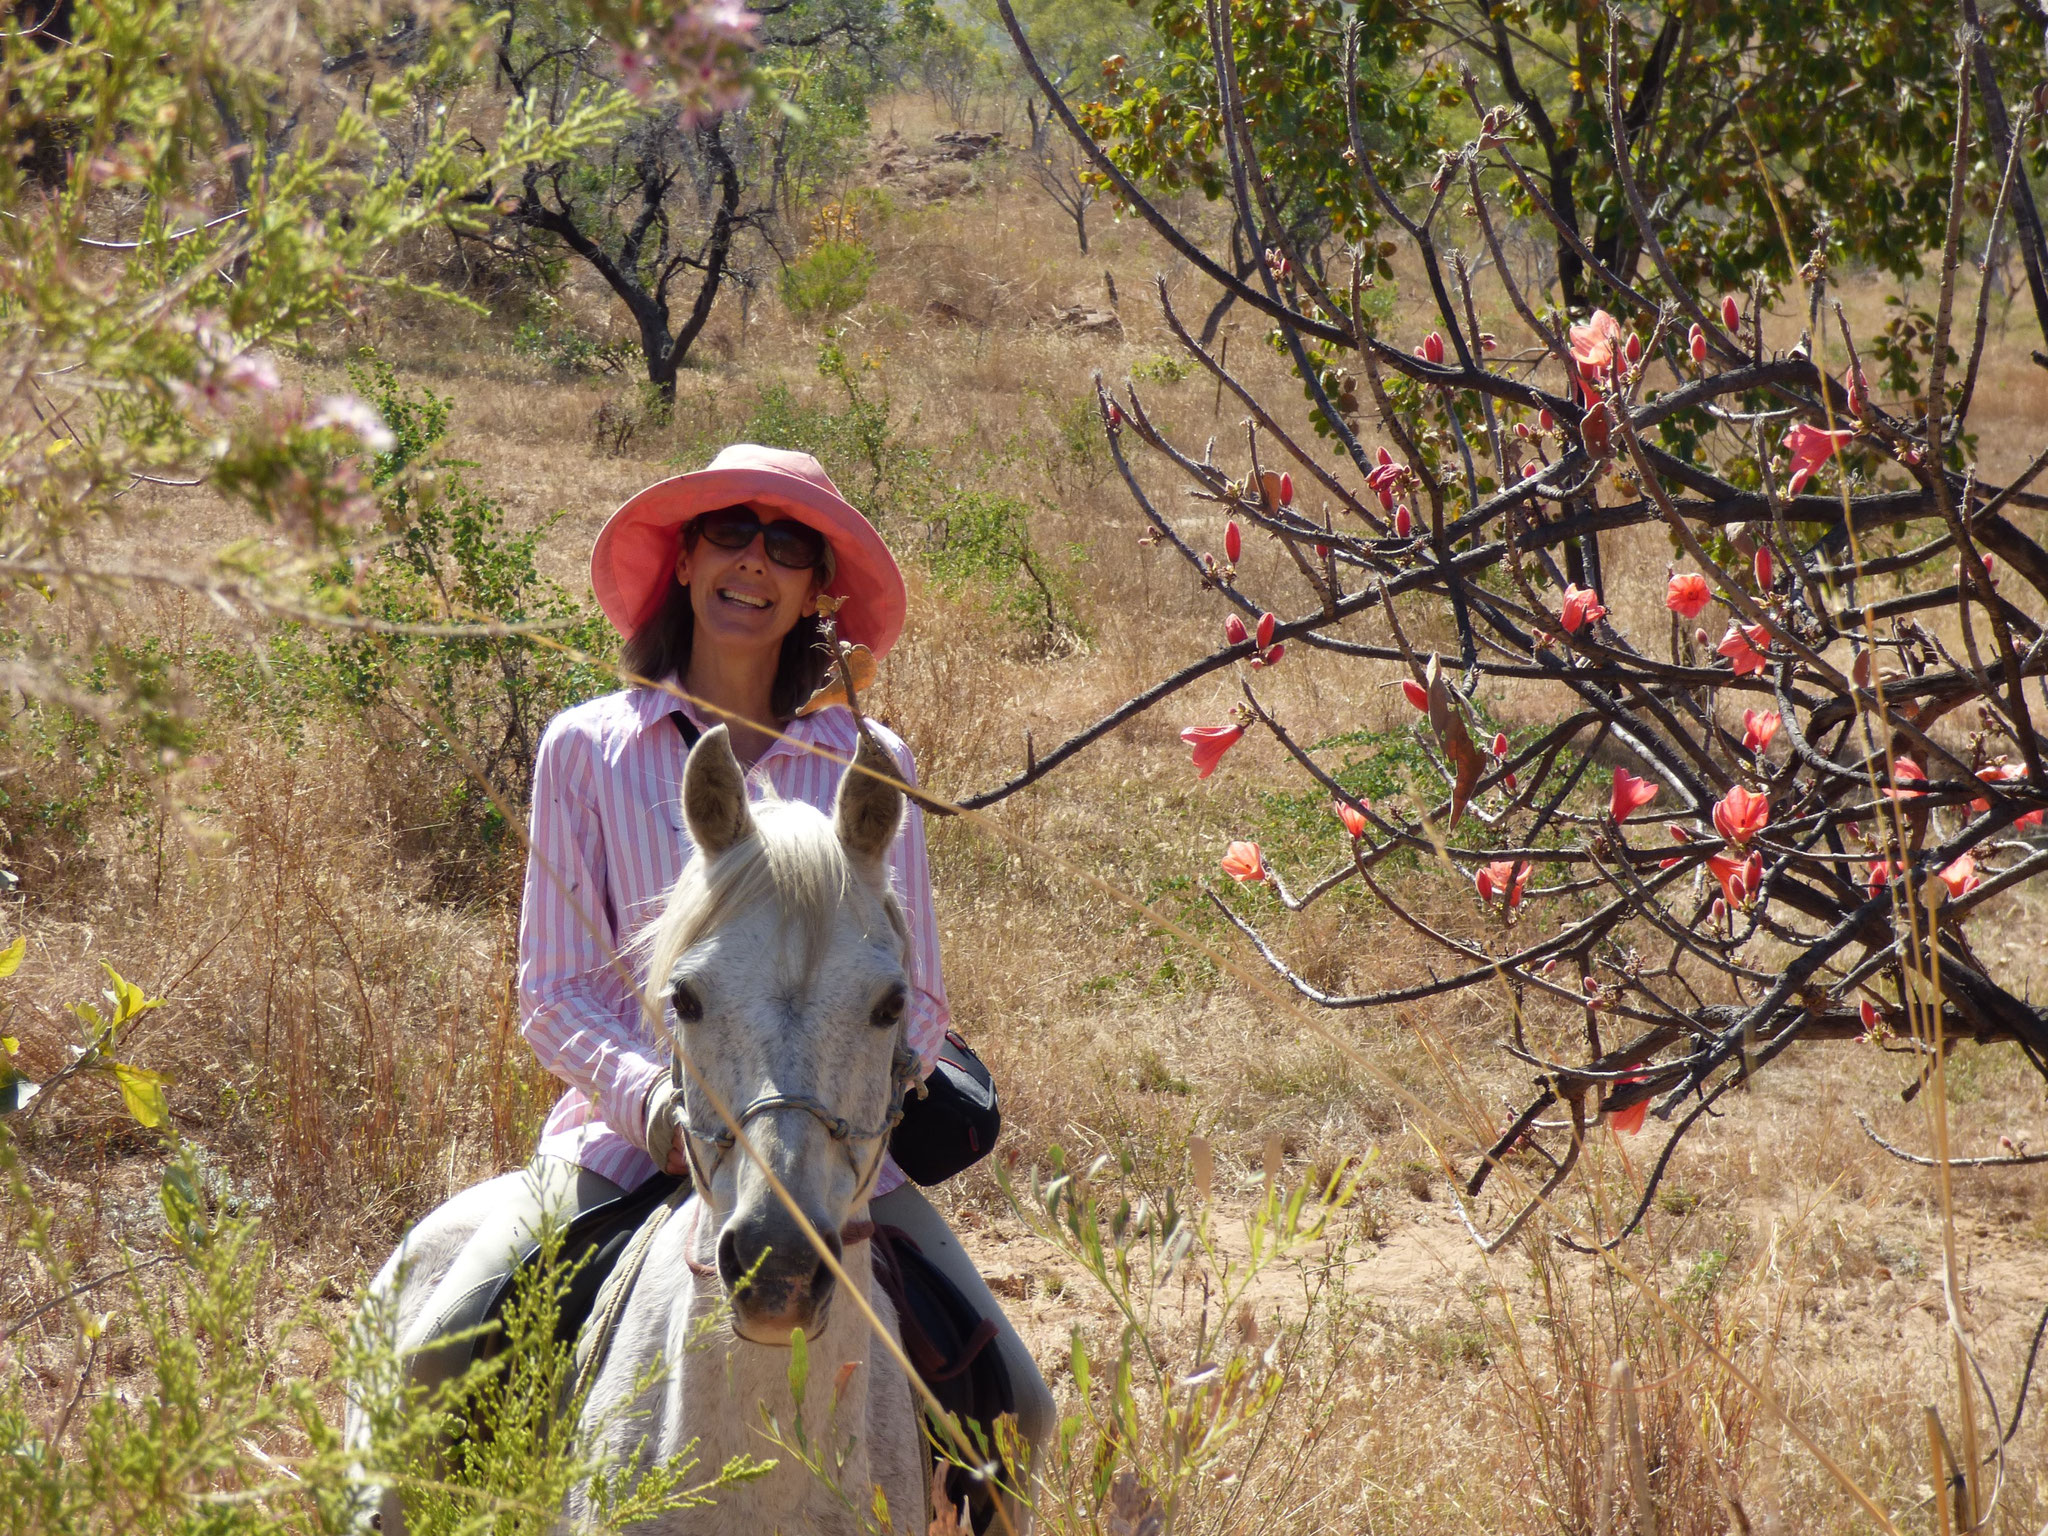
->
[637, 796, 908, 1024]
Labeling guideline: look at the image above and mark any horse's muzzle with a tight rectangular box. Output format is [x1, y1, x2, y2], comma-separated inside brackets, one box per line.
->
[718, 1207, 842, 1341]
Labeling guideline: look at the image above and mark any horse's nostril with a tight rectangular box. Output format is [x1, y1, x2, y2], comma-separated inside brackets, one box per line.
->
[810, 1258, 836, 1301]
[716, 1226, 744, 1289]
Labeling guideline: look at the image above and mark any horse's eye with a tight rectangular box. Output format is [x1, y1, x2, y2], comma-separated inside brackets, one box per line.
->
[671, 982, 703, 1024]
[869, 986, 906, 1029]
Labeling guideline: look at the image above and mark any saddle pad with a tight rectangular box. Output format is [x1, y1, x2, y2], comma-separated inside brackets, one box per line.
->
[867, 1224, 1017, 1535]
[473, 1171, 690, 1370]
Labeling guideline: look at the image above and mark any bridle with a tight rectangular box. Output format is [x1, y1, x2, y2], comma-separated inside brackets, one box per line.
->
[673, 1043, 924, 1201]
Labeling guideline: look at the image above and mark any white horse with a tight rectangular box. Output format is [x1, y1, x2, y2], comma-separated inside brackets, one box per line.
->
[353, 725, 929, 1534]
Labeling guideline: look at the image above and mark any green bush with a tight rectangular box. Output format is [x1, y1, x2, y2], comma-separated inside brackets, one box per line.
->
[778, 240, 877, 320]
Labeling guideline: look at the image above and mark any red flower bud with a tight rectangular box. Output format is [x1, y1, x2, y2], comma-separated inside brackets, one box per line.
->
[1424, 332, 1446, 365]
[1278, 472, 1293, 506]
[1538, 408, 1555, 431]
[1625, 332, 1642, 365]
[1225, 520, 1242, 563]
[1491, 731, 1509, 759]
[1689, 323, 1706, 365]
[1722, 295, 1740, 332]
[1394, 504, 1412, 538]
[1402, 679, 1428, 711]
[1515, 421, 1530, 439]
[1225, 614, 1248, 646]
[1263, 643, 1285, 666]
[1256, 612, 1276, 651]
[1107, 401, 1123, 427]
[1754, 545, 1773, 590]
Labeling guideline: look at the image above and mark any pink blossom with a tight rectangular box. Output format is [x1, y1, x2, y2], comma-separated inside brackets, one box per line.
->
[1741, 709, 1781, 754]
[1220, 841, 1267, 883]
[1716, 622, 1771, 677]
[1609, 767, 1660, 821]
[1334, 798, 1370, 839]
[1665, 572, 1711, 620]
[1783, 422, 1854, 496]
[309, 394, 396, 454]
[1559, 584, 1607, 633]
[1712, 784, 1769, 844]
[1181, 724, 1244, 778]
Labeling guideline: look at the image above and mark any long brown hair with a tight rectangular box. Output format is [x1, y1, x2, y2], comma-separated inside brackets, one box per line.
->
[619, 517, 837, 719]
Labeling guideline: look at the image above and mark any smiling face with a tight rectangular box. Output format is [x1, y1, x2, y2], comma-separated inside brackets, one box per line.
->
[676, 511, 827, 661]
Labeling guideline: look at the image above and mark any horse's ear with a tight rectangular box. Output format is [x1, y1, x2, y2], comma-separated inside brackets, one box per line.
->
[682, 725, 756, 858]
[835, 730, 903, 869]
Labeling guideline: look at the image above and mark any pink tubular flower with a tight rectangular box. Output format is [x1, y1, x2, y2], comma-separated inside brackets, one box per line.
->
[1939, 852, 1981, 899]
[1559, 584, 1608, 633]
[1608, 1071, 1648, 1135]
[1568, 310, 1623, 392]
[1713, 784, 1769, 844]
[1402, 679, 1429, 711]
[1783, 422, 1855, 496]
[1224, 614, 1248, 646]
[1665, 571, 1712, 620]
[1475, 859, 1530, 911]
[1972, 763, 2046, 830]
[1225, 520, 1242, 563]
[1717, 622, 1771, 677]
[1884, 758, 1928, 801]
[1334, 798, 1370, 839]
[1708, 849, 1764, 908]
[1741, 709, 1781, 754]
[1181, 724, 1244, 778]
[1610, 767, 1660, 821]
[1220, 841, 1267, 882]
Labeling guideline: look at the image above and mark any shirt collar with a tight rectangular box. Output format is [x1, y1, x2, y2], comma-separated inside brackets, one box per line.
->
[623, 684, 854, 763]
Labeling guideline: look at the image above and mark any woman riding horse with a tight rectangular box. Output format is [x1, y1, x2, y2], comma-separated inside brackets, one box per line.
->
[403, 442, 1052, 1484]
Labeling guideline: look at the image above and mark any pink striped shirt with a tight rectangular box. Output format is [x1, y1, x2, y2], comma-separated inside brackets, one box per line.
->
[517, 686, 950, 1194]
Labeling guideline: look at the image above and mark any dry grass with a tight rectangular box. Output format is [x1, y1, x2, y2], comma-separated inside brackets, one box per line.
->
[5, 90, 2047, 1533]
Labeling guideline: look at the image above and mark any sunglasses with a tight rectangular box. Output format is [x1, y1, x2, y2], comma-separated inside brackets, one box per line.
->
[689, 507, 829, 571]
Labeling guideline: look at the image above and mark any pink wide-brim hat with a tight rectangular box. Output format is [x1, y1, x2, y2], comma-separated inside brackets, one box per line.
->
[591, 443, 908, 660]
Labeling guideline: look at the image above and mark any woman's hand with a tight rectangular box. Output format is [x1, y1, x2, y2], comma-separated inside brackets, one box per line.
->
[642, 1077, 691, 1177]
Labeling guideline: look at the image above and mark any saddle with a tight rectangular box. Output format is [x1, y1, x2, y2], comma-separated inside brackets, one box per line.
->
[471, 1181, 1017, 1533]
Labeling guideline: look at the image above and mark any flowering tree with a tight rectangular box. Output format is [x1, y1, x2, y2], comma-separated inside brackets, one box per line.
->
[985, 0, 2048, 1249]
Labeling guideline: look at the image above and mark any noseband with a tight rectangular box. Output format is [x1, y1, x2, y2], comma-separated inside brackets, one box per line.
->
[674, 1044, 923, 1196]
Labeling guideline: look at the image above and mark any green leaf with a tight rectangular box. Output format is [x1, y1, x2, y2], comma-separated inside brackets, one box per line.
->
[0, 935, 23, 978]
[786, 1325, 808, 1408]
[100, 963, 162, 1030]
[109, 1060, 169, 1128]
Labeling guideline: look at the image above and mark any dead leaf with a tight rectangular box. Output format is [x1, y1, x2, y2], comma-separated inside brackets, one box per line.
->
[1256, 468, 1286, 512]
[1424, 654, 1483, 828]
[927, 1466, 969, 1536]
[796, 644, 878, 717]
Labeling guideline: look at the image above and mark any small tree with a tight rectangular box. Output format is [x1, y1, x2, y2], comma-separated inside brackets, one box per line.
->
[467, 0, 896, 401]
